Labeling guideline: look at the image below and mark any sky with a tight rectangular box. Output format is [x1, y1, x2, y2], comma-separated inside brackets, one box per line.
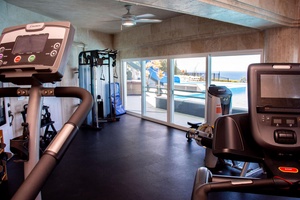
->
[175, 54, 261, 72]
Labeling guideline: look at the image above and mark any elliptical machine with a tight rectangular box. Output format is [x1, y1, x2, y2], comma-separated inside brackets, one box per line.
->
[0, 21, 93, 200]
[192, 63, 300, 199]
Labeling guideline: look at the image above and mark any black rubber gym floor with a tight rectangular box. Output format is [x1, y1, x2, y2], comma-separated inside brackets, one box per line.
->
[2, 114, 300, 199]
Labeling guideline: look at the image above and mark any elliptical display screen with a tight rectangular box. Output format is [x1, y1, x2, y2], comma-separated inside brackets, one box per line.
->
[257, 72, 300, 111]
[260, 74, 300, 98]
[12, 34, 49, 54]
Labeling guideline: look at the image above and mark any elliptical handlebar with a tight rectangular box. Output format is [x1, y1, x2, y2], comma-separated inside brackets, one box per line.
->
[54, 87, 93, 126]
[11, 86, 93, 200]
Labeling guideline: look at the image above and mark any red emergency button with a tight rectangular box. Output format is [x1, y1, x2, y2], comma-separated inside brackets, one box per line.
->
[14, 55, 21, 63]
[278, 167, 299, 173]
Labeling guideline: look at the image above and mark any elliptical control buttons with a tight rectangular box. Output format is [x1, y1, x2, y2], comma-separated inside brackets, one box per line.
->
[260, 115, 270, 123]
[50, 42, 60, 57]
[271, 117, 297, 127]
[0, 48, 4, 66]
[278, 167, 299, 173]
[28, 55, 36, 62]
[50, 50, 57, 57]
[14, 55, 21, 63]
[274, 130, 297, 144]
[53, 42, 60, 49]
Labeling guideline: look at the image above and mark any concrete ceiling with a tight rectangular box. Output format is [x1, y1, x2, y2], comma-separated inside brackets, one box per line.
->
[5, 0, 289, 34]
[5, 0, 183, 34]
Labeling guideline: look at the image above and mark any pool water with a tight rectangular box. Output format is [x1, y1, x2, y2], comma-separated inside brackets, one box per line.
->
[174, 83, 248, 109]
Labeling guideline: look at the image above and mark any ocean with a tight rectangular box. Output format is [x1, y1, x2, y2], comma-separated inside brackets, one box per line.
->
[187, 71, 247, 81]
[212, 71, 247, 81]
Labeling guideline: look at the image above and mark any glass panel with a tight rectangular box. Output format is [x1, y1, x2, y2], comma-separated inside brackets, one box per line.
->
[144, 59, 168, 121]
[211, 54, 261, 113]
[126, 61, 142, 114]
[173, 57, 207, 126]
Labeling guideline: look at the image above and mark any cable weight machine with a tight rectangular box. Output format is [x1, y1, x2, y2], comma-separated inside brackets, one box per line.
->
[78, 49, 119, 128]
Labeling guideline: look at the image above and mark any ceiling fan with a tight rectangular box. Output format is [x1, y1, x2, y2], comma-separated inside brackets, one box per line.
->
[121, 5, 162, 27]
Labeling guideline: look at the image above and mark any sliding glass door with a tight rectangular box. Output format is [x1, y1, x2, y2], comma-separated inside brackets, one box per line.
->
[211, 54, 261, 113]
[144, 59, 168, 122]
[126, 60, 142, 114]
[125, 59, 169, 123]
[123, 50, 262, 129]
[172, 57, 207, 126]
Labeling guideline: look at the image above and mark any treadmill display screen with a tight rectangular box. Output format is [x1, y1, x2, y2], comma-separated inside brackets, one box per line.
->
[12, 34, 49, 54]
[260, 74, 300, 99]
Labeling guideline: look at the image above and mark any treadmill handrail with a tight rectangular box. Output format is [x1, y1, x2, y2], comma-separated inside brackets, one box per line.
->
[11, 86, 93, 200]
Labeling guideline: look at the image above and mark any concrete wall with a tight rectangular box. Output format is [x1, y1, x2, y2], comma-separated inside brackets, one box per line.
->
[237, 0, 299, 20]
[264, 27, 300, 62]
[0, 1, 113, 145]
[114, 15, 264, 59]
[114, 13, 300, 64]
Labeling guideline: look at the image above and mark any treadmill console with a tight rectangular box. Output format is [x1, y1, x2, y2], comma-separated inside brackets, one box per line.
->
[248, 63, 300, 153]
[0, 21, 74, 84]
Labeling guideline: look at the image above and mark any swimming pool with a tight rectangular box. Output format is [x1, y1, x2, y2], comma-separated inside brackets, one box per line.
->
[174, 83, 248, 109]
[175, 84, 246, 99]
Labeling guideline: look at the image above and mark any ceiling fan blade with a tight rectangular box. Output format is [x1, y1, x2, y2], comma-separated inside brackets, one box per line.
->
[136, 14, 155, 19]
[136, 19, 162, 23]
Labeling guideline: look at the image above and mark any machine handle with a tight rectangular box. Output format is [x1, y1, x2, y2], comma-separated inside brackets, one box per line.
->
[0, 88, 21, 97]
[197, 131, 213, 148]
[11, 87, 93, 200]
[8, 110, 14, 126]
